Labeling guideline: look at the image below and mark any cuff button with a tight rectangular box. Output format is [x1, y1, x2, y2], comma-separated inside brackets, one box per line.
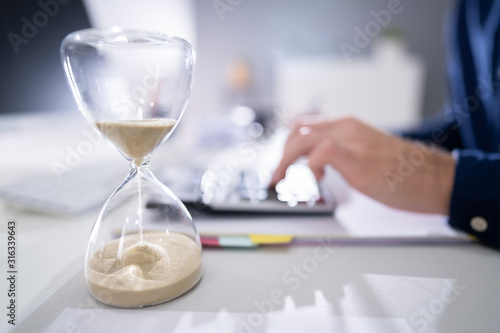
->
[470, 216, 488, 232]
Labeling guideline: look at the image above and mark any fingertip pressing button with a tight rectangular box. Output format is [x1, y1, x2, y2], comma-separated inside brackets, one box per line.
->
[470, 216, 488, 232]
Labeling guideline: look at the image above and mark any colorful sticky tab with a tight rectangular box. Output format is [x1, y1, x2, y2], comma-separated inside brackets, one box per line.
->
[249, 235, 293, 244]
[200, 237, 220, 247]
[200, 235, 294, 247]
[219, 236, 257, 248]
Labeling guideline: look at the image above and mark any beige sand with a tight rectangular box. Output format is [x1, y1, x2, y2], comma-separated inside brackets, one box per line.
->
[96, 119, 176, 166]
[86, 232, 202, 307]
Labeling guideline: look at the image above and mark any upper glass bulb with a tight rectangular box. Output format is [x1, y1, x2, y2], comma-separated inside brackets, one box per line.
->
[61, 28, 195, 166]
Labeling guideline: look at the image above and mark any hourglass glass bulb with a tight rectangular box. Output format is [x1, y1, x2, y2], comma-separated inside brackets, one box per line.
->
[61, 28, 202, 308]
[96, 119, 176, 167]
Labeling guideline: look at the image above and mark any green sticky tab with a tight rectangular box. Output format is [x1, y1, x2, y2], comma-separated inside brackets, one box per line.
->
[218, 236, 258, 248]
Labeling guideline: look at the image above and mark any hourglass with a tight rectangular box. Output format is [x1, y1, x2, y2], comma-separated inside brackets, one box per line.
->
[61, 28, 202, 307]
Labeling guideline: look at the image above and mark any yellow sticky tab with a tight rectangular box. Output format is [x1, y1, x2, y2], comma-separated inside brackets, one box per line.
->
[249, 235, 293, 244]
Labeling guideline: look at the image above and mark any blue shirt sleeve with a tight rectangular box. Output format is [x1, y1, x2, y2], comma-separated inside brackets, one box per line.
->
[401, 0, 500, 249]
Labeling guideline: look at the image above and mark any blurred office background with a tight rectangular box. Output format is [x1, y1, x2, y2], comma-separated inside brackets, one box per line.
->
[1, 0, 452, 129]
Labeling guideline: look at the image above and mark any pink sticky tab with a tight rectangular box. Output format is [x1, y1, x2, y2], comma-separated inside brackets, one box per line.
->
[200, 237, 220, 247]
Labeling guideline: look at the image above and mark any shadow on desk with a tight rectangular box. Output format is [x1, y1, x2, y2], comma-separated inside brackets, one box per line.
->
[13, 243, 500, 333]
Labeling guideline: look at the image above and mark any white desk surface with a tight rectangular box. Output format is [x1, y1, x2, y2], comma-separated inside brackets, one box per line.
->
[1, 112, 500, 333]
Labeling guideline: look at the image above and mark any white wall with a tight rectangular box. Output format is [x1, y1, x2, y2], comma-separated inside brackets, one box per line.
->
[191, 0, 452, 123]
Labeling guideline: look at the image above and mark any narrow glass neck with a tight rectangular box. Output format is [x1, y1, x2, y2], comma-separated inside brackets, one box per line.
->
[130, 157, 151, 171]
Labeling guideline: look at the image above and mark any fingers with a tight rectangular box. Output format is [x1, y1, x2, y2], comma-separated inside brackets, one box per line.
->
[270, 117, 358, 186]
[271, 124, 323, 185]
[307, 140, 336, 181]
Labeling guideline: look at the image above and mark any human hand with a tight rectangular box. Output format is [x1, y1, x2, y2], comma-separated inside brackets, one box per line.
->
[271, 117, 456, 215]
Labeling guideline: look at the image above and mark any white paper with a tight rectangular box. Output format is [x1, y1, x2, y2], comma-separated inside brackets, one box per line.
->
[44, 308, 414, 333]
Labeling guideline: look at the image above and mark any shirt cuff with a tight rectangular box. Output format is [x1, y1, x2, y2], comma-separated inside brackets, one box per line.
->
[448, 149, 500, 249]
